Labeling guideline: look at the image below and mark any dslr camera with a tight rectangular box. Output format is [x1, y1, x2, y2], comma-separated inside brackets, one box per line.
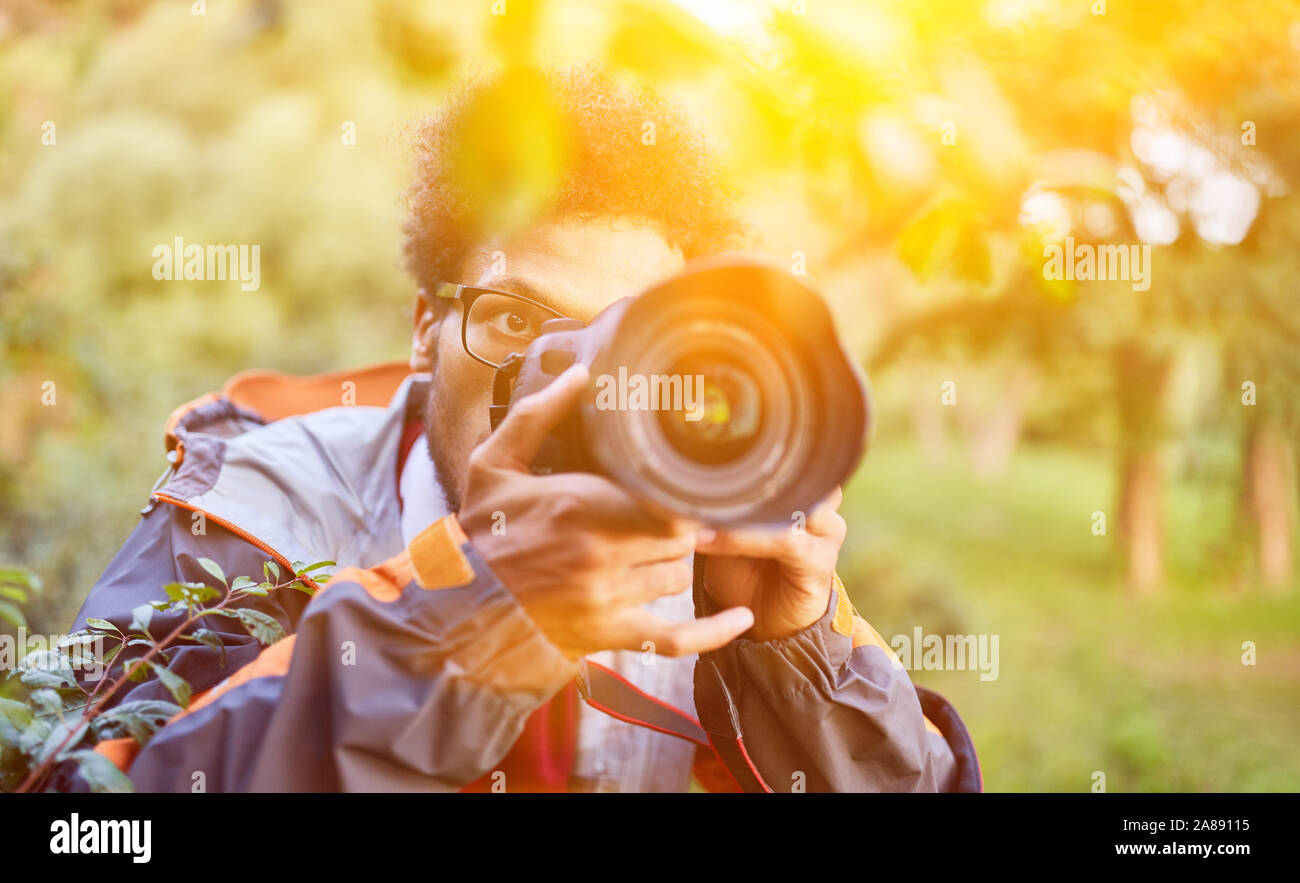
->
[490, 258, 871, 526]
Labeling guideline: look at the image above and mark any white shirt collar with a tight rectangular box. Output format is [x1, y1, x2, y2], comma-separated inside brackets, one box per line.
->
[398, 432, 450, 546]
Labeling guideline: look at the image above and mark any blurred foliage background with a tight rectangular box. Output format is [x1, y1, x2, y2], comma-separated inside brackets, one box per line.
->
[2, 0, 1298, 791]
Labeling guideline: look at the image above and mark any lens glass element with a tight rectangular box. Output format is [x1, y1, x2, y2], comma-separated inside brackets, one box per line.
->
[656, 353, 763, 465]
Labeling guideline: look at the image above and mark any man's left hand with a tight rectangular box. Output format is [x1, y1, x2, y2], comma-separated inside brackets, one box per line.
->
[695, 488, 847, 643]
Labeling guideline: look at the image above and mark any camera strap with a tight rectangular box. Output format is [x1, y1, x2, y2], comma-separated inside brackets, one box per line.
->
[570, 556, 774, 793]
[573, 657, 772, 793]
[489, 352, 525, 431]
[575, 658, 709, 747]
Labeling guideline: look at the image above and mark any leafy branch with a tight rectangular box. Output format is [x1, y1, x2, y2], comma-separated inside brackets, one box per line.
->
[0, 558, 333, 793]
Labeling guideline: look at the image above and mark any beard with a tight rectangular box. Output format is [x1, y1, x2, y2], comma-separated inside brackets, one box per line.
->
[422, 390, 467, 515]
[417, 325, 468, 515]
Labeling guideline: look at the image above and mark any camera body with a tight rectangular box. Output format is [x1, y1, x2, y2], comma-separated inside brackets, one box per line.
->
[496, 258, 872, 527]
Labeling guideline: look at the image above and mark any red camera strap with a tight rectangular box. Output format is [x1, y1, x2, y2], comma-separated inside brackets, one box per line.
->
[576, 658, 772, 793]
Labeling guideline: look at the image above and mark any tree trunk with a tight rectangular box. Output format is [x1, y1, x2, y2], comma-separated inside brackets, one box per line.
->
[1113, 342, 1172, 594]
[1242, 421, 1293, 591]
[1118, 450, 1163, 593]
[966, 365, 1036, 478]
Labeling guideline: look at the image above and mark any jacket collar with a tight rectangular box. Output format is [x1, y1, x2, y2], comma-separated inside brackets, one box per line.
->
[155, 370, 429, 575]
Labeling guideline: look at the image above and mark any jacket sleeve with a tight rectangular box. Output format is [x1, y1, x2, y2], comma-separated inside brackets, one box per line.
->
[79, 514, 575, 792]
[67, 501, 313, 710]
[692, 570, 981, 793]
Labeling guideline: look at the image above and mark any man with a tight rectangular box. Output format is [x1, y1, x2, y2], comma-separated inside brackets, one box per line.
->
[67, 67, 979, 793]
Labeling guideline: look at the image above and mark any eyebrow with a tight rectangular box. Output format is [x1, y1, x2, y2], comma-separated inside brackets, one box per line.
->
[479, 276, 573, 317]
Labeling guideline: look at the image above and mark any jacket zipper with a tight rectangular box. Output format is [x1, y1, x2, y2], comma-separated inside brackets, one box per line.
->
[151, 491, 320, 593]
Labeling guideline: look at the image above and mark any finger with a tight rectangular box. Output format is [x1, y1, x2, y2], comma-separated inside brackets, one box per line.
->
[693, 523, 798, 560]
[695, 491, 846, 556]
[615, 606, 754, 657]
[613, 523, 700, 564]
[619, 556, 694, 606]
[806, 490, 847, 541]
[535, 472, 699, 540]
[820, 486, 844, 512]
[479, 363, 589, 470]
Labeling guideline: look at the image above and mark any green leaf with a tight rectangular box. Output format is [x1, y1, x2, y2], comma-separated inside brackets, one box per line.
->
[0, 724, 21, 755]
[263, 561, 281, 583]
[0, 697, 35, 732]
[16, 648, 69, 672]
[0, 699, 29, 751]
[17, 715, 52, 755]
[57, 632, 103, 650]
[233, 575, 269, 596]
[101, 644, 123, 670]
[193, 585, 221, 603]
[298, 560, 336, 574]
[20, 669, 76, 691]
[145, 660, 192, 708]
[30, 688, 64, 715]
[129, 603, 154, 633]
[234, 608, 287, 645]
[197, 557, 228, 587]
[0, 585, 27, 603]
[68, 750, 135, 793]
[94, 700, 181, 745]
[446, 67, 573, 239]
[36, 718, 89, 765]
[125, 660, 150, 682]
[108, 699, 182, 720]
[55, 634, 104, 674]
[84, 618, 120, 633]
[92, 709, 150, 744]
[63, 646, 99, 667]
[0, 568, 40, 593]
[165, 581, 221, 605]
[12, 652, 78, 696]
[0, 600, 26, 630]
[190, 628, 226, 666]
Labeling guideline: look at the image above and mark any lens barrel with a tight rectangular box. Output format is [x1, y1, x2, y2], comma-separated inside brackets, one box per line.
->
[510, 258, 871, 526]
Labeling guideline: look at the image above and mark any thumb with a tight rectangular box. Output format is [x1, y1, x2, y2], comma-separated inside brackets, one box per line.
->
[478, 363, 589, 470]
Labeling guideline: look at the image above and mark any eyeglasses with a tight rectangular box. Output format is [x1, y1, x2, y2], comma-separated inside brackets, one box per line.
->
[434, 282, 576, 369]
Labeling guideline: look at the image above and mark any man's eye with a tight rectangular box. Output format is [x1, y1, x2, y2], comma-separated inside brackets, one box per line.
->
[487, 309, 537, 338]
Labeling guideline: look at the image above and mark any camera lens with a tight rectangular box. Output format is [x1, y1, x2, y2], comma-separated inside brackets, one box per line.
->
[656, 354, 763, 465]
[586, 293, 808, 522]
[577, 260, 869, 525]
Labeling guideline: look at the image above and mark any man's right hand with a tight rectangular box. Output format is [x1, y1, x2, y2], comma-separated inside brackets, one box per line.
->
[457, 363, 755, 661]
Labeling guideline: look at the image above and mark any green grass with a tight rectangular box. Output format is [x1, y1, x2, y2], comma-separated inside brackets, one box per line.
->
[838, 441, 1300, 792]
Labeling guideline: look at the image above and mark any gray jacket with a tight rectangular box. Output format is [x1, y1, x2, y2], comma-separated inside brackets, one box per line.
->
[68, 363, 981, 792]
